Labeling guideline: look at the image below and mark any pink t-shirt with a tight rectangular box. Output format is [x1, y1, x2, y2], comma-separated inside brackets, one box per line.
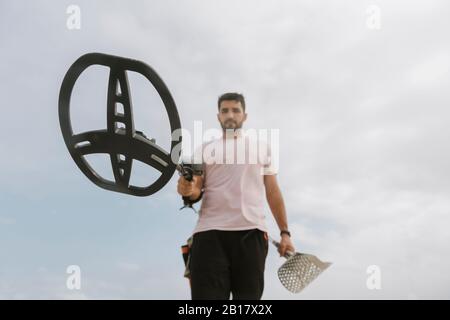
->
[191, 132, 278, 235]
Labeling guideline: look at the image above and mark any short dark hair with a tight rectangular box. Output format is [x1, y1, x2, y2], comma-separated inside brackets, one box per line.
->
[218, 92, 246, 112]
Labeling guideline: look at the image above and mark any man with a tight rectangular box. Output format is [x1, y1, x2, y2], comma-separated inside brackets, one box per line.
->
[177, 92, 295, 300]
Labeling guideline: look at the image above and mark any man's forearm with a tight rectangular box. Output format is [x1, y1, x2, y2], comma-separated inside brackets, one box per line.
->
[266, 188, 289, 231]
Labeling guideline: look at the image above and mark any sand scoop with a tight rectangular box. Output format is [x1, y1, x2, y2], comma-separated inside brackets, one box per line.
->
[270, 236, 332, 293]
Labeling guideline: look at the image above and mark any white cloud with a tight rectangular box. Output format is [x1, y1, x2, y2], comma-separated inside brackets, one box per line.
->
[117, 262, 141, 272]
[0, 217, 16, 225]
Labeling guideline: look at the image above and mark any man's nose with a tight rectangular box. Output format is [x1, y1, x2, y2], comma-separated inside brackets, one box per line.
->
[225, 112, 234, 119]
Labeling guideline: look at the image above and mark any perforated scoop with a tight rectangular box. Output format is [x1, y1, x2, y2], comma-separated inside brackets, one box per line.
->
[270, 237, 332, 293]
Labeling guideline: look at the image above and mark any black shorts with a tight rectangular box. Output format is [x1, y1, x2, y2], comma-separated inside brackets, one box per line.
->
[189, 229, 269, 300]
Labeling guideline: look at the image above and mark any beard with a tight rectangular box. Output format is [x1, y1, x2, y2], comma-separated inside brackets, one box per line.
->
[221, 119, 243, 130]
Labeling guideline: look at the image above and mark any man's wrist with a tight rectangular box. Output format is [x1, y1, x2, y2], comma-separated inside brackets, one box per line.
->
[186, 189, 204, 204]
[280, 230, 291, 238]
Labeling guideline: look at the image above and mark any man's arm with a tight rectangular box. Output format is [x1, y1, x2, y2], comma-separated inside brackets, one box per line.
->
[264, 174, 295, 256]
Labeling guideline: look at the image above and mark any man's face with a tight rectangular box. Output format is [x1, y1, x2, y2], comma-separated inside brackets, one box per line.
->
[217, 100, 247, 131]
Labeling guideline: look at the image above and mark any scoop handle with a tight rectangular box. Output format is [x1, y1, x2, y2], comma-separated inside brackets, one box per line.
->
[269, 235, 295, 258]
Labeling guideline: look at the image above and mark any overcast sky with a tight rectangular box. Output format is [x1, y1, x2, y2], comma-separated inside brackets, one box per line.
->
[1, 0, 450, 299]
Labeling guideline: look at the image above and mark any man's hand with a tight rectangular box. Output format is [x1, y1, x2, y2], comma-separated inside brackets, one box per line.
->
[177, 176, 195, 197]
[177, 175, 203, 198]
[278, 234, 295, 257]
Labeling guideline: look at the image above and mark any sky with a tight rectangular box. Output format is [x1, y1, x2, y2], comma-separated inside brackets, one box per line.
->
[1, 0, 450, 299]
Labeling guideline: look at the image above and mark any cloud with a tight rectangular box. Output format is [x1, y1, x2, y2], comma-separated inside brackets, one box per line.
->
[0, 217, 16, 225]
[1, 0, 450, 299]
[117, 262, 141, 272]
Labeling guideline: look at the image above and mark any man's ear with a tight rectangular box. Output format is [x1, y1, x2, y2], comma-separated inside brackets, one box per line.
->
[244, 113, 248, 121]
